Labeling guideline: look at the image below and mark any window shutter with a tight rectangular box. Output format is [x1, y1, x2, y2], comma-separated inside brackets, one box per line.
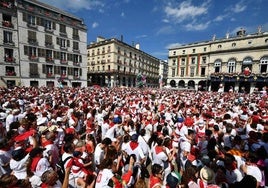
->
[24, 46, 28, 55]
[56, 37, 59, 45]
[67, 40, 70, 47]
[42, 64, 46, 73]
[79, 68, 82, 76]
[23, 13, 27, 21]
[53, 22, 56, 30]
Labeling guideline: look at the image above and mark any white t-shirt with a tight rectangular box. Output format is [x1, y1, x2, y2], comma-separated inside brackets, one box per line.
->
[95, 168, 114, 188]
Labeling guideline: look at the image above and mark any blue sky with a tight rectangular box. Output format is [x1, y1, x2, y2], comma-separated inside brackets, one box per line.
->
[39, 0, 268, 60]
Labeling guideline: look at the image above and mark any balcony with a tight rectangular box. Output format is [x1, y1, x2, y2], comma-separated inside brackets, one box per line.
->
[59, 32, 67, 37]
[27, 23, 37, 29]
[5, 71, 16, 76]
[46, 57, 54, 63]
[28, 39, 38, 46]
[3, 40, 15, 46]
[60, 46, 68, 51]
[72, 35, 79, 40]
[60, 60, 68, 64]
[29, 73, 40, 78]
[2, 21, 13, 28]
[46, 73, 55, 78]
[73, 49, 80, 53]
[29, 55, 39, 61]
[45, 43, 54, 48]
[4, 57, 15, 63]
[44, 27, 53, 33]
[73, 62, 80, 66]
[73, 75, 80, 80]
[1, 2, 12, 8]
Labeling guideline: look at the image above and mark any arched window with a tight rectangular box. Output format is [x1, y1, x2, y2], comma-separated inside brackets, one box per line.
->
[242, 57, 253, 72]
[227, 59, 236, 73]
[260, 56, 268, 73]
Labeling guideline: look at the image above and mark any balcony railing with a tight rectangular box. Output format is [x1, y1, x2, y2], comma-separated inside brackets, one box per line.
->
[45, 43, 54, 48]
[3, 40, 15, 46]
[73, 75, 80, 80]
[60, 46, 67, 50]
[29, 56, 39, 61]
[27, 23, 37, 29]
[73, 35, 79, 40]
[29, 73, 40, 78]
[46, 73, 55, 78]
[60, 60, 68, 64]
[45, 27, 53, 33]
[4, 57, 15, 63]
[28, 39, 38, 46]
[5, 71, 16, 76]
[73, 62, 80, 66]
[46, 57, 54, 63]
[2, 21, 13, 28]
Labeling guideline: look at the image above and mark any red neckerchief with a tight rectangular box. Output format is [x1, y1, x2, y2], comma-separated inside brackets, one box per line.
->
[31, 156, 42, 172]
[155, 145, 163, 154]
[129, 141, 139, 150]
[42, 140, 53, 147]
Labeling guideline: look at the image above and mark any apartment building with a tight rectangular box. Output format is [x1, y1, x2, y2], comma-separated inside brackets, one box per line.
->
[87, 37, 160, 87]
[0, 0, 87, 88]
[168, 28, 268, 93]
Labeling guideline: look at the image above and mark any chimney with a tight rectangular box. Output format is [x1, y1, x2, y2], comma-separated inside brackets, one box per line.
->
[120, 35, 123, 41]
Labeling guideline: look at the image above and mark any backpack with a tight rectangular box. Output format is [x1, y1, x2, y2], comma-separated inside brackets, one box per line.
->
[55, 156, 73, 183]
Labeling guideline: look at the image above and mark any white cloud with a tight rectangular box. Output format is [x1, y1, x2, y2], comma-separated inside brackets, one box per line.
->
[185, 21, 210, 31]
[39, 0, 104, 12]
[166, 43, 183, 49]
[164, 0, 210, 23]
[232, 0, 247, 13]
[136, 34, 147, 39]
[92, 22, 99, 28]
[156, 26, 174, 35]
[121, 12, 125, 17]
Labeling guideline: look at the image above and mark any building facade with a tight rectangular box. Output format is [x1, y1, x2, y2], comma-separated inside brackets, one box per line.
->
[167, 28, 268, 93]
[87, 37, 160, 87]
[159, 60, 168, 89]
[0, 0, 87, 88]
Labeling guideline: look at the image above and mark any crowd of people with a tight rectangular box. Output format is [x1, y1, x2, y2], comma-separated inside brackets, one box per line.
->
[0, 85, 267, 188]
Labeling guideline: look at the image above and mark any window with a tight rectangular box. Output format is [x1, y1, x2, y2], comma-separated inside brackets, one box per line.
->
[202, 57, 206, 64]
[191, 57, 195, 64]
[28, 30, 37, 44]
[29, 47, 37, 57]
[181, 58, 185, 65]
[173, 51, 176, 55]
[182, 50, 185, 54]
[45, 35, 52, 46]
[73, 41, 79, 51]
[180, 68, 185, 77]
[242, 57, 253, 72]
[172, 59, 176, 66]
[60, 52, 66, 61]
[28, 15, 36, 25]
[73, 28, 79, 40]
[46, 50, 53, 59]
[190, 67, 195, 77]
[228, 59, 236, 73]
[214, 60, 221, 73]
[260, 57, 268, 73]
[218, 45, 222, 49]
[3, 31, 12, 43]
[172, 68, 175, 77]
[201, 67, 206, 76]
[232, 43, 236, 47]
[59, 24, 66, 33]
[192, 49, 195, 53]
[265, 39, 268, 43]
[45, 20, 52, 30]
[204, 47, 207, 52]
[29, 63, 38, 76]
[248, 41, 252, 45]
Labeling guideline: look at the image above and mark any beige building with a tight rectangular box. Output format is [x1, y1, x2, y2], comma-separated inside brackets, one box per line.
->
[0, 0, 87, 88]
[87, 37, 160, 87]
[168, 28, 268, 93]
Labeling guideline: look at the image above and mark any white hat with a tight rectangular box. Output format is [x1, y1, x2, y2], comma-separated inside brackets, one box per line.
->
[200, 166, 215, 183]
[0, 112, 7, 120]
[36, 117, 48, 126]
